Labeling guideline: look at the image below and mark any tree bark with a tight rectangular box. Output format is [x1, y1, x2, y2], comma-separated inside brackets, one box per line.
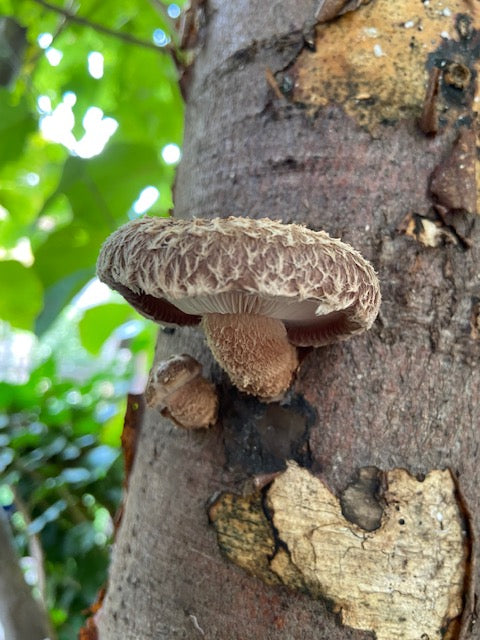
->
[98, 1, 480, 638]
[0, 510, 52, 640]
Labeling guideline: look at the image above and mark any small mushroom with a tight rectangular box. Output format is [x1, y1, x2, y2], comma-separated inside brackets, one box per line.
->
[97, 217, 380, 400]
[145, 354, 218, 429]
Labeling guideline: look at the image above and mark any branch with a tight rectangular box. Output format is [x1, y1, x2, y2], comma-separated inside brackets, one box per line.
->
[30, 0, 174, 54]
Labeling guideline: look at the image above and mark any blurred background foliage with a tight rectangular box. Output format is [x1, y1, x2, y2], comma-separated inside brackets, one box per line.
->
[0, 0, 184, 637]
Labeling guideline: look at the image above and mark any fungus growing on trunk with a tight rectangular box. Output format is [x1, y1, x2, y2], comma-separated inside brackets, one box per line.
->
[145, 354, 217, 429]
[97, 217, 381, 400]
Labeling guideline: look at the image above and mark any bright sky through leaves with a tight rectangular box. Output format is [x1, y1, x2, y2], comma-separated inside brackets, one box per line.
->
[87, 52, 104, 79]
[168, 4, 181, 18]
[162, 143, 181, 164]
[132, 186, 160, 214]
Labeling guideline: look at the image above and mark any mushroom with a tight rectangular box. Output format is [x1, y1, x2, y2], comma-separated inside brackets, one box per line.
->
[145, 354, 218, 429]
[97, 217, 381, 400]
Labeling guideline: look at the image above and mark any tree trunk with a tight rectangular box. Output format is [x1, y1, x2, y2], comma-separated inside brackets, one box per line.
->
[0, 510, 52, 640]
[97, 1, 480, 638]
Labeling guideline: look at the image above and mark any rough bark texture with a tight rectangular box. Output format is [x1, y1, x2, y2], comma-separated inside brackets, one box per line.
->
[98, 1, 480, 638]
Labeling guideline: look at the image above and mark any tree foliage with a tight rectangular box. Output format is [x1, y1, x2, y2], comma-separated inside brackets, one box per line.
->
[0, 1, 183, 637]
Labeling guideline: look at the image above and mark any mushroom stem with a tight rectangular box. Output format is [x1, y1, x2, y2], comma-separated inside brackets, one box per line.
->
[202, 313, 299, 400]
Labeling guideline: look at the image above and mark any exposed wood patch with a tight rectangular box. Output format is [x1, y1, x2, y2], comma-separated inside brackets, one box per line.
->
[208, 491, 291, 587]
[398, 212, 458, 247]
[210, 462, 471, 639]
[269, 463, 469, 639]
[286, 0, 480, 134]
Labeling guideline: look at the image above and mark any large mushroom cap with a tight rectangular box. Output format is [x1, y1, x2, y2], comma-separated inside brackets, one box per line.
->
[97, 216, 380, 346]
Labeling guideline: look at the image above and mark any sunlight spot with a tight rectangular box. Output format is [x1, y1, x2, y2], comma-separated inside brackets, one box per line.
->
[45, 47, 63, 66]
[0, 329, 36, 384]
[41, 101, 76, 147]
[37, 215, 57, 232]
[25, 172, 40, 187]
[161, 143, 181, 165]
[66, 390, 82, 405]
[72, 278, 112, 312]
[88, 51, 104, 79]
[153, 28, 171, 47]
[20, 557, 39, 586]
[36, 378, 52, 394]
[11, 238, 34, 267]
[37, 32, 53, 49]
[95, 532, 107, 545]
[132, 186, 159, 215]
[22, 171, 40, 187]
[98, 381, 115, 398]
[82, 494, 95, 507]
[0, 485, 14, 506]
[40, 96, 118, 159]
[168, 4, 181, 18]
[37, 95, 52, 114]
[83, 105, 104, 128]
[63, 91, 77, 107]
[0, 238, 34, 266]
[0, 206, 8, 220]
[75, 108, 118, 158]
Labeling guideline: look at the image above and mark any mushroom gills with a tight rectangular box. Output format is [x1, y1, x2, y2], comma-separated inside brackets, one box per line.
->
[168, 291, 347, 321]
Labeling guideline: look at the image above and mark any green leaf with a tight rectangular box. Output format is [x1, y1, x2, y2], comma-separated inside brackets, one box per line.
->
[78, 303, 133, 354]
[34, 267, 94, 335]
[0, 90, 36, 167]
[114, 47, 183, 148]
[0, 135, 68, 249]
[100, 398, 126, 446]
[32, 221, 101, 334]
[0, 261, 43, 329]
[44, 142, 168, 232]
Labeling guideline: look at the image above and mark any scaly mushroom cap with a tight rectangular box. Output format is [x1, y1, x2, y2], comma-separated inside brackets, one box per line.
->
[145, 354, 201, 407]
[97, 216, 381, 347]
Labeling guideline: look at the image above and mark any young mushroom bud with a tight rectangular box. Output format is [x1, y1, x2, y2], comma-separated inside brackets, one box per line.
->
[97, 217, 381, 401]
[145, 354, 218, 429]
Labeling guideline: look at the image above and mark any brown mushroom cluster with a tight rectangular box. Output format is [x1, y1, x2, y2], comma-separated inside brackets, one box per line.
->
[97, 217, 381, 400]
[145, 354, 218, 429]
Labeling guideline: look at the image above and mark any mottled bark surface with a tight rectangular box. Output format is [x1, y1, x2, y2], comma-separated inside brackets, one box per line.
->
[98, 1, 480, 638]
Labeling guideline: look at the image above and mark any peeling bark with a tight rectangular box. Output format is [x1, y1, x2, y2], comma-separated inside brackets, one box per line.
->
[98, 1, 480, 638]
[430, 128, 477, 215]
